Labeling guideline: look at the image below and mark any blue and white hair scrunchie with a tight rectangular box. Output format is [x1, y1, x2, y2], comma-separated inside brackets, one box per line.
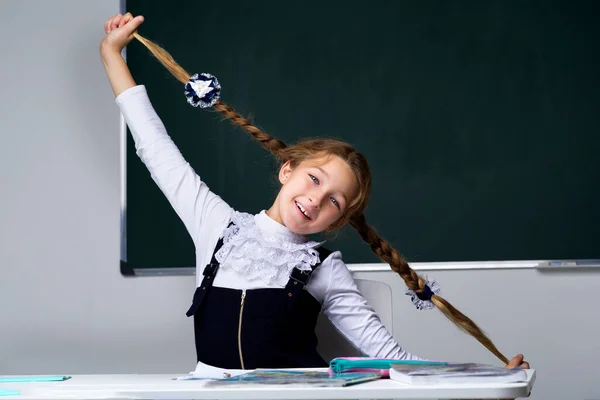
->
[185, 72, 221, 108]
[405, 275, 440, 310]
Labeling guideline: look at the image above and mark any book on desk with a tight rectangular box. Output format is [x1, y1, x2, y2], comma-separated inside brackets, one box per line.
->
[204, 369, 381, 387]
[389, 362, 528, 385]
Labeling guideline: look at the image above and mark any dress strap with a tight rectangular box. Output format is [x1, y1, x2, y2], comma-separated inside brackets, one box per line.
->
[284, 246, 332, 311]
[185, 236, 226, 317]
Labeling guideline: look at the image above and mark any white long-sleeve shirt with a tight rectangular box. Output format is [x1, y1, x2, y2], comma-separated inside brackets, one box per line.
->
[116, 84, 421, 361]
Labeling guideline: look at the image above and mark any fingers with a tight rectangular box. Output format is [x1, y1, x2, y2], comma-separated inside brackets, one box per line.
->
[120, 15, 145, 36]
[505, 354, 524, 369]
[122, 12, 133, 26]
[111, 14, 122, 31]
[505, 354, 530, 370]
[105, 13, 120, 33]
[117, 12, 133, 28]
[104, 13, 143, 34]
[105, 14, 118, 33]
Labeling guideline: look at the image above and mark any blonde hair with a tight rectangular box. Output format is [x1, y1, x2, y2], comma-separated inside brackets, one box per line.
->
[131, 32, 510, 364]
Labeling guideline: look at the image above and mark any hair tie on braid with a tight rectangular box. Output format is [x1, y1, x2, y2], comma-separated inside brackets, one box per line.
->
[406, 275, 440, 310]
[131, 32, 288, 157]
[185, 73, 221, 108]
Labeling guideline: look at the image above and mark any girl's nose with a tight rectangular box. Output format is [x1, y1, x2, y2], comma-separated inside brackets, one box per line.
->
[309, 194, 323, 209]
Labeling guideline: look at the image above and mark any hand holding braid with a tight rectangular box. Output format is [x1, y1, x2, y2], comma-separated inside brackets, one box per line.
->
[130, 29, 511, 365]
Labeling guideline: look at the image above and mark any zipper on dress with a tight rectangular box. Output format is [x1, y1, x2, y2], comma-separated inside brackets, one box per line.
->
[238, 290, 246, 369]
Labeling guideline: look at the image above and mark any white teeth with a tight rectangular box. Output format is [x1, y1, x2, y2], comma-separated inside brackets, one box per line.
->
[295, 201, 310, 218]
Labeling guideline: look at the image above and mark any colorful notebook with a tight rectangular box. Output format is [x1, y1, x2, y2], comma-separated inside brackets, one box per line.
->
[389, 362, 528, 384]
[0, 376, 70, 383]
[0, 389, 21, 397]
[329, 357, 446, 377]
[205, 369, 381, 387]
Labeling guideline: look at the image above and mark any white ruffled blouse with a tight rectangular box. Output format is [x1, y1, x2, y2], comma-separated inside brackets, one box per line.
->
[116, 84, 421, 361]
[215, 210, 323, 287]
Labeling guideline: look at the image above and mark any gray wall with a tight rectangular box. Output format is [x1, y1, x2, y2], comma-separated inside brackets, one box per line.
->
[1, 1, 598, 400]
[0, 0, 197, 374]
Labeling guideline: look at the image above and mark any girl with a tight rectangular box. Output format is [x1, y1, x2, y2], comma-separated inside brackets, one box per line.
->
[100, 13, 529, 371]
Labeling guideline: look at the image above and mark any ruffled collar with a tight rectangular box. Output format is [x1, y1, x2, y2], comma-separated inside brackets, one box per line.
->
[214, 210, 324, 286]
[254, 210, 308, 244]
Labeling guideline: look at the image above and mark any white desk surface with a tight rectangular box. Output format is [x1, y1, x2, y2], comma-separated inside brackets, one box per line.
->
[0, 370, 535, 400]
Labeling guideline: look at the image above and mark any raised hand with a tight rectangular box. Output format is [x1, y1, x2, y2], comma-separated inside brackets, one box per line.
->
[100, 12, 144, 57]
[99, 13, 144, 96]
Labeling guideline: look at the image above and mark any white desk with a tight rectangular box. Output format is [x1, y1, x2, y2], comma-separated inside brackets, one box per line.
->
[0, 371, 535, 399]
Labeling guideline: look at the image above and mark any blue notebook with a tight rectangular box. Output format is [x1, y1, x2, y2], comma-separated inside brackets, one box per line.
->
[0, 388, 21, 396]
[0, 376, 70, 383]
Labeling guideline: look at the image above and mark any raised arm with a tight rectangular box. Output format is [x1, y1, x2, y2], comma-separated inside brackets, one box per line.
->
[99, 13, 233, 245]
[100, 13, 141, 97]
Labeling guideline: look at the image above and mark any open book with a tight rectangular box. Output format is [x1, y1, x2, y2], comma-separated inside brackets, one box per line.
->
[175, 361, 380, 387]
[389, 363, 528, 385]
[204, 369, 381, 387]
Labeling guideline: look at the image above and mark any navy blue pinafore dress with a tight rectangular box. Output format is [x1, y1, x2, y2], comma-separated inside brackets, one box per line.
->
[185, 228, 332, 370]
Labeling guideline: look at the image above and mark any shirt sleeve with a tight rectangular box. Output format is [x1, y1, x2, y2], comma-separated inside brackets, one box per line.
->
[320, 251, 424, 360]
[115, 85, 233, 247]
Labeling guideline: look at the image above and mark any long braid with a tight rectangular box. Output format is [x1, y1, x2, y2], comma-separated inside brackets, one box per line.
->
[212, 101, 287, 157]
[350, 213, 509, 364]
[132, 32, 190, 84]
[132, 31, 510, 365]
[132, 33, 287, 157]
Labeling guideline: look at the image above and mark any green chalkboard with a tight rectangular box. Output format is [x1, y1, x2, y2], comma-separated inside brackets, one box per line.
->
[122, 0, 600, 274]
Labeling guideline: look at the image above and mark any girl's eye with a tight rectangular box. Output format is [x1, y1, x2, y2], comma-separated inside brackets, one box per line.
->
[330, 197, 340, 208]
[309, 174, 319, 184]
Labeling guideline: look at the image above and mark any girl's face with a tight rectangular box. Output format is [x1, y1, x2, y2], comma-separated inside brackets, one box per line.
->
[267, 155, 358, 235]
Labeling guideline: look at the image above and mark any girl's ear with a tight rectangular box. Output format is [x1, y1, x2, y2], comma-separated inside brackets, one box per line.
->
[279, 160, 293, 184]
